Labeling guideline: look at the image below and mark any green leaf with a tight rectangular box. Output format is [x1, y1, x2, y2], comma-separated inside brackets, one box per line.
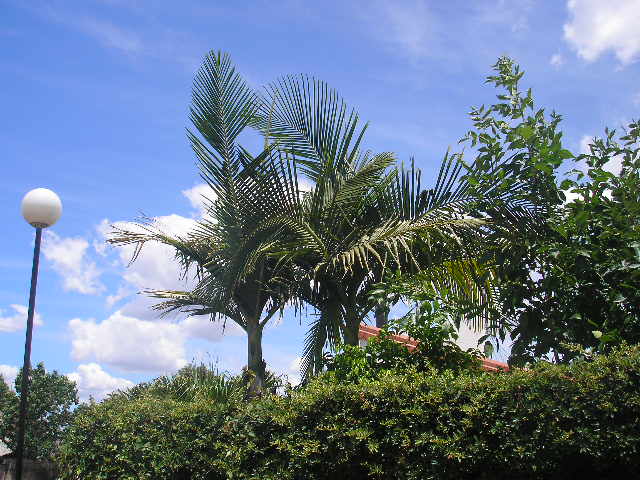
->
[557, 149, 574, 160]
[560, 179, 574, 190]
[517, 125, 534, 139]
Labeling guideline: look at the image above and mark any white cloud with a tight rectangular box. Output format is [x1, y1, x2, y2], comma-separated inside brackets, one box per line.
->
[0, 365, 18, 388]
[475, 0, 534, 33]
[550, 53, 565, 67]
[100, 185, 218, 317]
[579, 134, 623, 174]
[605, 156, 624, 175]
[43, 231, 104, 295]
[38, 5, 201, 68]
[93, 218, 111, 256]
[0, 304, 43, 333]
[182, 183, 214, 217]
[69, 311, 188, 373]
[65, 189, 246, 375]
[77, 17, 142, 54]
[45, 8, 142, 55]
[66, 363, 134, 401]
[297, 178, 315, 193]
[362, 0, 534, 66]
[563, 0, 640, 65]
[105, 285, 131, 308]
[579, 134, 593, 155]
[180, 315, 243, 342]
[457, 322, 485, 350]
[107, 214, 198, 319]
[117, 295, 167, 321]
[68, 310, 240, 374]
[383, 0, 432, 58]
[563, 188, 581, 204]
[260, 348, 304, 387]
[359, 0, 433, 60]
[111, 214, 197, 293]
[287, 356, 302, 386]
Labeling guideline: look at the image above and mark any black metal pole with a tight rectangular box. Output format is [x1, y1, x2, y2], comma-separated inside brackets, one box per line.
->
[15, 227, 42, 480]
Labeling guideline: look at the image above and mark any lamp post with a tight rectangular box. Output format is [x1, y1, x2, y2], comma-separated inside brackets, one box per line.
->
[15, 188, 62, 480]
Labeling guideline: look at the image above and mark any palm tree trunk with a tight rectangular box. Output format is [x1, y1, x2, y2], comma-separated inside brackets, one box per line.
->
[375, 304, 389, 328]
[343, 308, 360, 346]
[246, 320, 265, 396]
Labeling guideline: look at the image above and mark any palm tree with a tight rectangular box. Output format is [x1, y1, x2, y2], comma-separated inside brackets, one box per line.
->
[250, 76, 537, 377]
[110, 52, 539, 386]
[109, 51, 302, 394]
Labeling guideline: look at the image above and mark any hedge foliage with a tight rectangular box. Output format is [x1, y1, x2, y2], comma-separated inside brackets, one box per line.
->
[58, 397, 229, 480]
[58, 345, 640, 479]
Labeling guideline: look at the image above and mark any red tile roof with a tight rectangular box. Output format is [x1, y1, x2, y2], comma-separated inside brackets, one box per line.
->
[358, 324, 509, 372]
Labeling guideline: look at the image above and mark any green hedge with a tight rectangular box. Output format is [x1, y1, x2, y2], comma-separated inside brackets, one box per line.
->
[58, 345, 640, 479]
[57, 397, 229, 480]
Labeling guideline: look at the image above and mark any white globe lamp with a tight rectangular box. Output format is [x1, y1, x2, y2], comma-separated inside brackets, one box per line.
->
[16, 187, 62, 480]
[21, 188, 62, 228]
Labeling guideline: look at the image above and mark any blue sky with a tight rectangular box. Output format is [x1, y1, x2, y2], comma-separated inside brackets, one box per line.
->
[1, 0, 639, 399]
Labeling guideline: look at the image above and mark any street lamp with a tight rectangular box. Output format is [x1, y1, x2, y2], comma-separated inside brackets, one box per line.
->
[15, 188, 62, 480]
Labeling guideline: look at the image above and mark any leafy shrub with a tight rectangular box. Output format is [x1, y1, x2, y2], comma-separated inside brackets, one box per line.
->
[226, 344, 640, 479]
[57, 395, 231, 480]
[56, 363, 285, 480]
[323, 307, 482, 384]
[58, 345, 640, 479]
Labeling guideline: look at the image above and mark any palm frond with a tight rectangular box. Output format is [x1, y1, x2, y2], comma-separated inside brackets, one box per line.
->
[409, 259, 498, 332]
[324, 214, 486, 275]
[254, 75, 368, 183]
[300, 300, 342, 379]
[108, 218, 207, 279]
[190, 50, 259, 162]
